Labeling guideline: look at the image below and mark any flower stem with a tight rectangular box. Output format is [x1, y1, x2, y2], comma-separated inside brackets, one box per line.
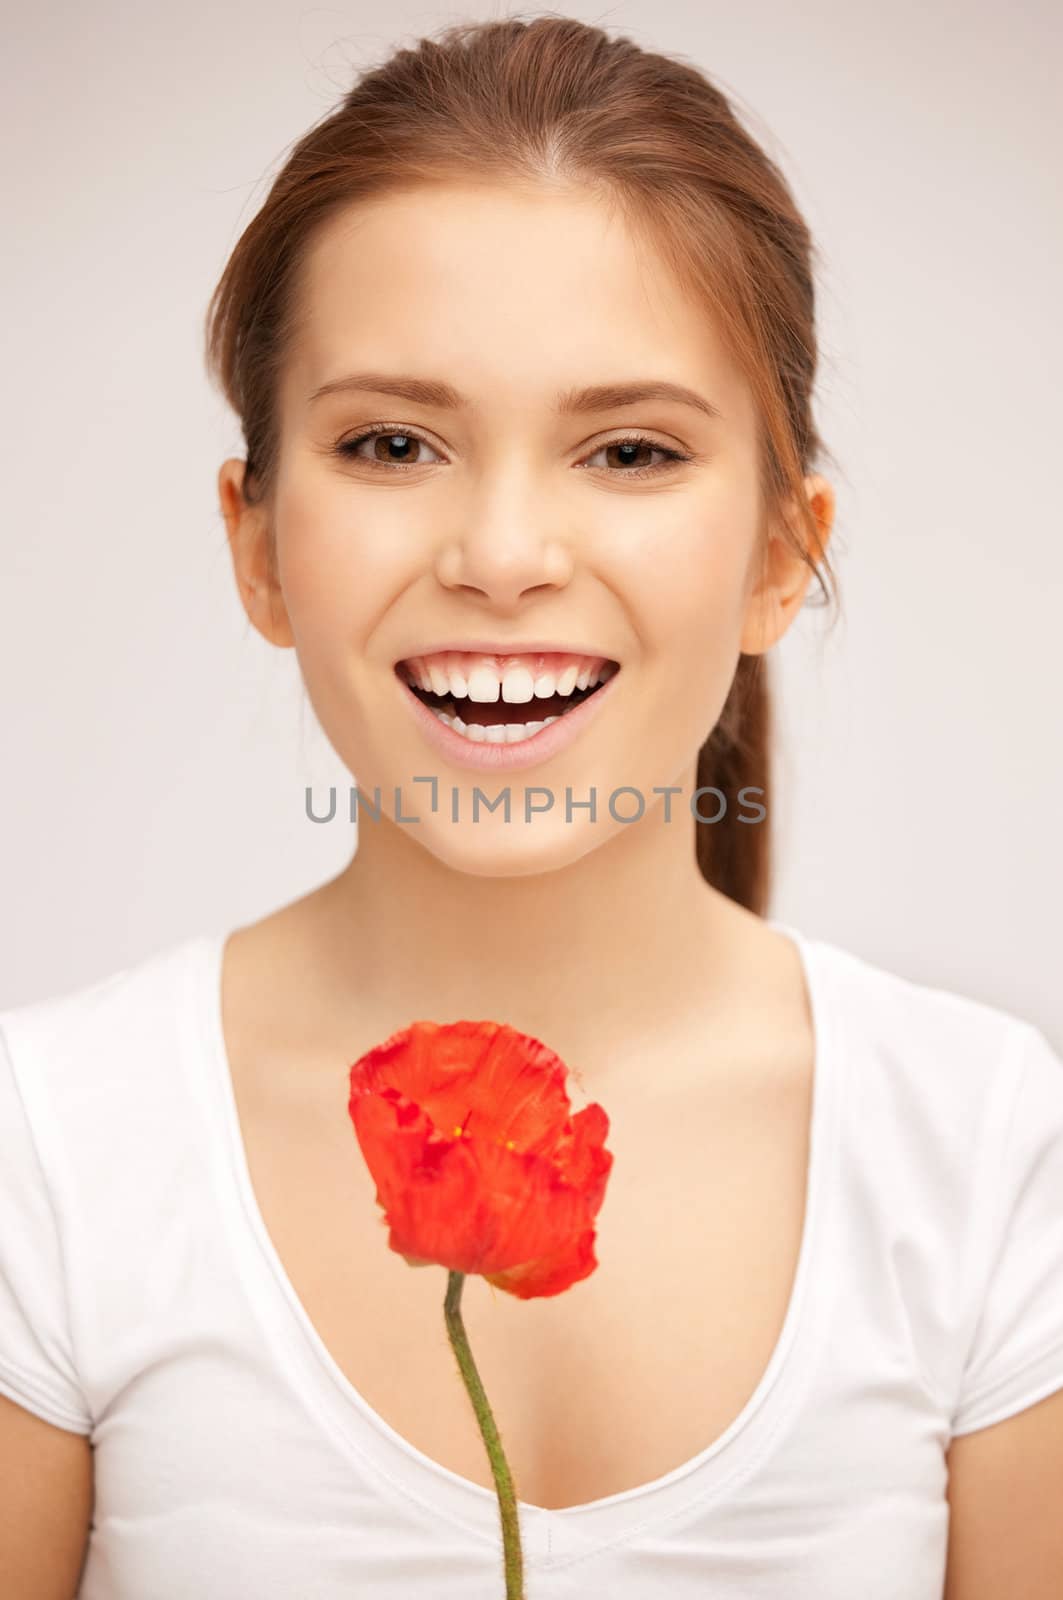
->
[444, 1270, 524, 1598]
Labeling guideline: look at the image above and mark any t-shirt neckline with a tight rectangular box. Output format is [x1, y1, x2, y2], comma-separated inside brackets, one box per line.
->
[187, 916, 841, 1564]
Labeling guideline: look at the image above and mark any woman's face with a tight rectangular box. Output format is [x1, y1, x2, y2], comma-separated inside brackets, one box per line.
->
[221, 181, 832, 877]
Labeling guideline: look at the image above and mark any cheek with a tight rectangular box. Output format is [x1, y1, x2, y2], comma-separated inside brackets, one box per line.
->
[628, 512, 755, 659]
[272, 479, 406, 652]
[623, 509, 759, 759]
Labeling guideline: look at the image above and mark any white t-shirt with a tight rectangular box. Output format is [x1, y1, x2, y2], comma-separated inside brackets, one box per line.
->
[2, 922, 1062, 1599]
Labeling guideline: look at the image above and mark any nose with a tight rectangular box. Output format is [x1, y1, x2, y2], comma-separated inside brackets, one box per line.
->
[433, 485, 575, 608]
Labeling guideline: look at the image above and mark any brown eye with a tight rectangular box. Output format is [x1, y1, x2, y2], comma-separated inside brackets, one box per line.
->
[335, 428, 443, 469]
[583, 436, 691, 478]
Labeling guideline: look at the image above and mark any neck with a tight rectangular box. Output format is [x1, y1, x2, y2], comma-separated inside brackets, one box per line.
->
[300, 762, 762, 1088]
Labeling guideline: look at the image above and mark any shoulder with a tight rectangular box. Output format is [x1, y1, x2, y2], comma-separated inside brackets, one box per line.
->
[0, 933, 215, 1098]
[803, 931, 1050, 1116]
[0, 934, 221, 1201]
[0, 934, 222, 1435]
[0, 929, 224, 1282]
[800, 930, 1060, 1264]
[799, 931, 1063, 1431]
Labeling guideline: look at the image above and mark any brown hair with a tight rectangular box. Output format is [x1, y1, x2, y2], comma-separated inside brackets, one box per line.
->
[205, 11, 839, 916]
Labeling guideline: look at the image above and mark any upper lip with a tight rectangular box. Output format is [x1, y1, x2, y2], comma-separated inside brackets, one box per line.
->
[395, 640, 619, 665]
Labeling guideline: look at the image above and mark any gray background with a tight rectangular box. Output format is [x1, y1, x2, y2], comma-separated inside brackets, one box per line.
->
[3, 0, 1060, 1042]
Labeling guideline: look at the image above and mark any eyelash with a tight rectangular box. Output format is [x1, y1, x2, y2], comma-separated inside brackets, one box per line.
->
[333, 424, 693, 480]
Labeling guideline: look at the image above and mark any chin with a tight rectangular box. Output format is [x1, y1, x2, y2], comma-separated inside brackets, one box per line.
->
[409, 814, 612, 880]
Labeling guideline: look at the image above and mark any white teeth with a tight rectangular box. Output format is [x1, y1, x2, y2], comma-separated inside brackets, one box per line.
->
[445, 653, 469, 697]
[466, 665, 501, 703]
[500, 665, 535, 703]
[433, 708, 561, 743]
[404, 653, 616, 703]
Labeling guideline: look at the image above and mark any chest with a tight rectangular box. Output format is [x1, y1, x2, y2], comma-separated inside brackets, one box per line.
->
[229, 1047, 813, 1512]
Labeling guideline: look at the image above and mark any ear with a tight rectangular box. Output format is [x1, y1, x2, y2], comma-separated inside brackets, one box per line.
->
[739, 473, 835, 655]
[217, 459, 295, 649]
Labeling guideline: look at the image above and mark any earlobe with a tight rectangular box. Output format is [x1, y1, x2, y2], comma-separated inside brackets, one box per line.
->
[739, 473, 835, 655]
[216, 459, 296, 649]
[739, 569, 808, 656]
[801, 473, 836, 575]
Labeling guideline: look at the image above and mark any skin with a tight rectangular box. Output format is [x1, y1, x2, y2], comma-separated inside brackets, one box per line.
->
[214, 187, 1063, 1597]
[217, 180, 836, 1090]
[2, 182, 1057, 1600]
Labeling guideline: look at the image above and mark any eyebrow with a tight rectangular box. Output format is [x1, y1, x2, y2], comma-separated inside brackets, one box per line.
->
[307, 371, 724, 422]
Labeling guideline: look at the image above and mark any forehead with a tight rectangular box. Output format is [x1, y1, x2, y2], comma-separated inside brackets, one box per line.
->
[286, 183, 750, 423]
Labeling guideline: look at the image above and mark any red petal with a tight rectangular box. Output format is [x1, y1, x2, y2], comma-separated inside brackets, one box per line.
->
[348, 1019, 615, 1299]
[457, 1137, 597, 1274]
[351, 1020, 577, 1153]
[484, 1227, 600, 1300]
[553, 1102, 614, 1218]
[350, 1090, 484, 1271]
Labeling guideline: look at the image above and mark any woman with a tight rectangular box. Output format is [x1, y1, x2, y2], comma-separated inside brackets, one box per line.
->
[1, 15, 1060, 1599]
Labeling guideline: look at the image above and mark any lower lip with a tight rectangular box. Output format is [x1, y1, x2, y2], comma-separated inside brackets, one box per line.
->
[394, 668, 622, 771]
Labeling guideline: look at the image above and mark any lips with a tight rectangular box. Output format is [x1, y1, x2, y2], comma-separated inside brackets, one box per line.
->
[394, 642, 618, 667]
[395, 648, 623, 771]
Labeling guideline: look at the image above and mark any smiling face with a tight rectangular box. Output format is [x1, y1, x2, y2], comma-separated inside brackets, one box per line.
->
[219, 180, 832, 877]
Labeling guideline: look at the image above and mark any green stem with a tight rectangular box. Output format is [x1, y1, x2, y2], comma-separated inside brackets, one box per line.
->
[443, 1270, 524, 1598]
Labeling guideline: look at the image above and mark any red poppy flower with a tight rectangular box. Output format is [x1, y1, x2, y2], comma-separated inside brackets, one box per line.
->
[348, 1018, 614, 1299]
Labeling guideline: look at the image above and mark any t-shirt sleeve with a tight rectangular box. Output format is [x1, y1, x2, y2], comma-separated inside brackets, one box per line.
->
[949, 1021, 1063, 1436]
[0, 1020, 94, 1434]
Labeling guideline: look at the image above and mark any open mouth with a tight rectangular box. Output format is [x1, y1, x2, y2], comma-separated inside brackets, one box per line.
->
[395, 659, 620, 732]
